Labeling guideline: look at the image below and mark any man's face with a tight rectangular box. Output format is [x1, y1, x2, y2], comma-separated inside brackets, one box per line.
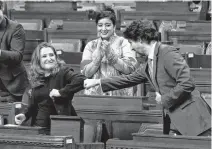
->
[128, 39, 149, 57]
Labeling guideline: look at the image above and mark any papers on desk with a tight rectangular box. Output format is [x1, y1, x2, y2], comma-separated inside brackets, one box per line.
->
[4, 124, 20, 127]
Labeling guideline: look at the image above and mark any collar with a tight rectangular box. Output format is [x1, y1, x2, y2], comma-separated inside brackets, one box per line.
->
[148, 42, 157, 60]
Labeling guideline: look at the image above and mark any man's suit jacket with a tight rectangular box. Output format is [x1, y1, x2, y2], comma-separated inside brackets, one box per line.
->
[0, 16, 29, 97]
[100, 42, 211, 136]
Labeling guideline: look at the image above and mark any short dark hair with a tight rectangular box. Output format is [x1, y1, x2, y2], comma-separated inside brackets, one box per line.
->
[95, 7, 116, 26]
[123, 20, 159, 44]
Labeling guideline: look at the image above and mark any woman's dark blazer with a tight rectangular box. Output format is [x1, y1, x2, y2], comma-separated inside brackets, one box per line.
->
[24, 66, 86, 124]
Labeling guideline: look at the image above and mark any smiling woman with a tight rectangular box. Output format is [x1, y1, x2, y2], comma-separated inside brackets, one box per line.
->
[15, 42, 86, 129]
[81, 7, 137, 96]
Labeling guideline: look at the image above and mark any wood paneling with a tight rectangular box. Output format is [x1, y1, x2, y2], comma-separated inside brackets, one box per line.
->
[10, 10, 88, 28]
[164, 30, 211, 45]
[106, 135, 211, 149]
[0, 133, 74, 149]
[73, 95, 163, 140]
[50, 115, 84, 143]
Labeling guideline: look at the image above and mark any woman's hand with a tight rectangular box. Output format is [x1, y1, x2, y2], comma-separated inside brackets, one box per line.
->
[101, 40, 110, 54]
[97, 38, 105, 58]
[49, 89, 61, 99]
[93, 38, 104, 60]
[15, 113, 26, 125]
[84, 79, 100, 89]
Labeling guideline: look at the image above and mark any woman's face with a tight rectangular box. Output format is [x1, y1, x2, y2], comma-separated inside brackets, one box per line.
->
[97, 17, 115, 40]
[40, 47, 57, 71]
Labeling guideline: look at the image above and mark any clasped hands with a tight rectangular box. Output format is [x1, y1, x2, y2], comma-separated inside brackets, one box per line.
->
[96, 38, 112, 58]
[84, 79, 100, 89]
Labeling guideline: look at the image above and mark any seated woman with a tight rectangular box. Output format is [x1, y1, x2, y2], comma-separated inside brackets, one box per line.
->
[81, 7, 137, 96]
[15, 42, 86, 129]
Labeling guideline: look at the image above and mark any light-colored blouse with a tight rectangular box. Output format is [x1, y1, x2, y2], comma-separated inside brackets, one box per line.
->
[81, 34, 137, 96]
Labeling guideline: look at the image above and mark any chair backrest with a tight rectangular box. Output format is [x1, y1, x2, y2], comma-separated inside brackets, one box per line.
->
[176, 44, 204, 55]
[57, 51, 83, 65]
[16, 19, 43, 30]
[184, 53, 211, 68]
[164, 30, 211, 45]
[135, 1, 191, 12]
[25, 1, 77, 12]
[10, 10, 89, 28]
[24, 30, 45, 62]
[63, 20, 96, 31]
[51, 39, 82, 53]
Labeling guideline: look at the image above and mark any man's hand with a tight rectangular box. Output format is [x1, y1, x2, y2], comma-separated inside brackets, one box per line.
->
[84, 79, 100, 89]
[155, 92, 162, 104]
[49, 89, 61, 99]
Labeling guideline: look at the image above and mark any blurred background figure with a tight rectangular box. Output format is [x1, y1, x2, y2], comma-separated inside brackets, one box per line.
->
[0, 0, 29, 103]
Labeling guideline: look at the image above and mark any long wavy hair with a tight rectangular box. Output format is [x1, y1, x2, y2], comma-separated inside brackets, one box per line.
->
[29, 42, 65, 86]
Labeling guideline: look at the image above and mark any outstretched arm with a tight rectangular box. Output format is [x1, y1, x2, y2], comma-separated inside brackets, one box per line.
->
[84, 66, 147, 92]
[58, 68, 86, 98]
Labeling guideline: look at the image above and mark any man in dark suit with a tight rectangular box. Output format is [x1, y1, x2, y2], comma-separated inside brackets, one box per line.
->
[84, 20, 211, 136]
[0, 1, 29, 102]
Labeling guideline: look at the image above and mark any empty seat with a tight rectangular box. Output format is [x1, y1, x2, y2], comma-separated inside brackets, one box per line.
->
[50, 39, 82, 52]
[48, 20, 63, 30]
[184, 53, 211, 68]
[63, 20, 96, 31]
[24, 30, 45, 61]
[57, 51, 83, 65]
[16, 19, 43, 30]
[175, 44, 204, 55]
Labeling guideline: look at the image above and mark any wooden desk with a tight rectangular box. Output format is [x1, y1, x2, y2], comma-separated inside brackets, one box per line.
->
[50, 115, 84, 143]
[0, 125, 47, 135]
[133, 133, 211, 149]
[73, 95, 162, 140]
[0, 133, 74, 149]
[106, 134, 211, 149]
[75, 142, 104, 149]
